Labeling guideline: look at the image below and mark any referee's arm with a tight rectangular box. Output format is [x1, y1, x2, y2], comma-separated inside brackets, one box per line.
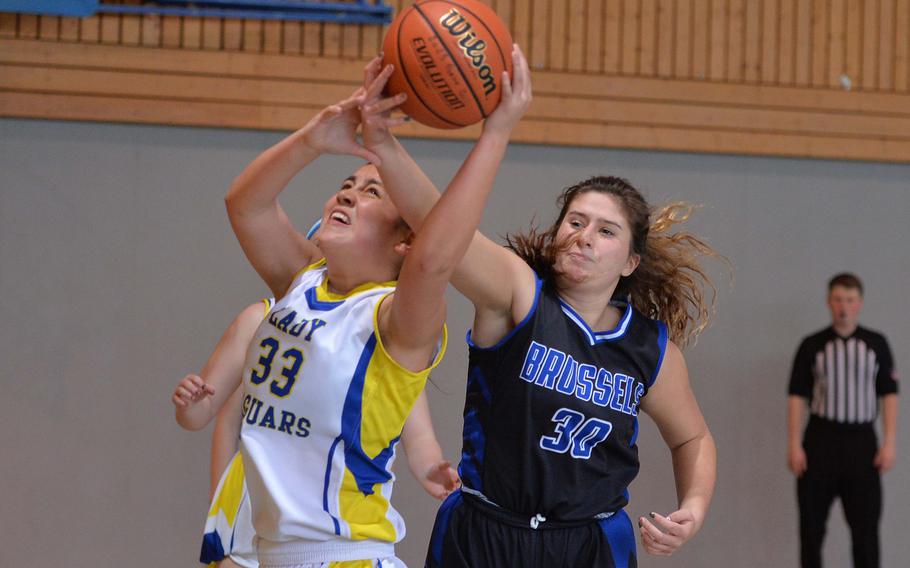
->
[787, 340, 812, 476]
[876, 394, 899, 472]
[874, 337, 899, 472]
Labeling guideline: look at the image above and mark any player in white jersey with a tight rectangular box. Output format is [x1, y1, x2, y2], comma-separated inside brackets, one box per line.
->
[171, 51, 530, 566]
[175, 297, 459, 568]
[198, 394, 458, 568]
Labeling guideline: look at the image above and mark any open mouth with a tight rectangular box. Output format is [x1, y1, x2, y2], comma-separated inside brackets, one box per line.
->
[329, 210, 351, 225]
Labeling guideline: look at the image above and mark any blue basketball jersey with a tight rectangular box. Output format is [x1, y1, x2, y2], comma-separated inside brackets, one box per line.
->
[459, 275, 668, 520]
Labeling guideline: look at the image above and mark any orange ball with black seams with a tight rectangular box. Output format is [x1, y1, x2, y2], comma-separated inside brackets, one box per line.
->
[382, 0, 514, 129]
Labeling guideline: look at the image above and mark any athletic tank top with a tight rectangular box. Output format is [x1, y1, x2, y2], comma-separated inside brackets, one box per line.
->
[459, 275, 667, 520]
[240, 260, 446, 562]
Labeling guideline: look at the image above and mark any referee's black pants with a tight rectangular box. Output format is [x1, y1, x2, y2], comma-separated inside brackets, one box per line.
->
[797, 417, 881, 568]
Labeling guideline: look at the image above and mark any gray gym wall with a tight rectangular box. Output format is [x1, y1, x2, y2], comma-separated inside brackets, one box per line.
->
[1, 117, 907, 568]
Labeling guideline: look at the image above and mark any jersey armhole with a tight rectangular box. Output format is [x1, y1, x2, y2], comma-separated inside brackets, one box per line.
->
[372, 291, 449, 378]
[467, 272, 543, 351]
[261, 297, 275, 317]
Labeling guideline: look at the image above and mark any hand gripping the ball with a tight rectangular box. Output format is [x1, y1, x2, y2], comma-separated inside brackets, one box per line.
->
[360, 56, 411, 151]
[483, 43, 533, 136]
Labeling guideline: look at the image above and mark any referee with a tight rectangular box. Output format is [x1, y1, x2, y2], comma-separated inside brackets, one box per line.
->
[787, 273, 899, 568]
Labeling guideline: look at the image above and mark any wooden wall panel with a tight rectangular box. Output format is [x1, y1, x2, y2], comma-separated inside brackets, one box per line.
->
[896, 0, 910, 91]
[1, 1, 909, 163]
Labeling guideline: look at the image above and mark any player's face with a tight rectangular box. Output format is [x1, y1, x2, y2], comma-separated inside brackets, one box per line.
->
[553, 191, 640, 289]
[827, 285, 863, 330]
[319, 164, 406, 251]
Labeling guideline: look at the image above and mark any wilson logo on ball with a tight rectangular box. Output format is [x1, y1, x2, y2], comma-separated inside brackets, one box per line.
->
[438, 8, 496, 96]
[383, 0, 513, 129]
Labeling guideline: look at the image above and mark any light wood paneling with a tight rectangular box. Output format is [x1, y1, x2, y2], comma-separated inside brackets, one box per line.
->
[1, 1, 909, 163]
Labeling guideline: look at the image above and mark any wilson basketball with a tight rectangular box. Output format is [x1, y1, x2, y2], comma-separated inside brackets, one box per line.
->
[382, 0, 514, 129]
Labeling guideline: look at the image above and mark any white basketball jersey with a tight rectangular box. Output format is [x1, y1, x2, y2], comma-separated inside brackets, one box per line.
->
[240, 260, 445, 563]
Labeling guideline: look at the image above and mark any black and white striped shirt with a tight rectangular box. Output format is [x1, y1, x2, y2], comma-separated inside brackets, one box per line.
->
[789, 326, 898, 424]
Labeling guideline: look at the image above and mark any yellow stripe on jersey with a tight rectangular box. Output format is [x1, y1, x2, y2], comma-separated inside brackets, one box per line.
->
[329, 560, 373, 568]
[361, 293, 447, 459]
[339, 467, 397, 542]
[261, 297, 275, 316]
[337, 292, 448, 542]
[207, 452, 246, 525]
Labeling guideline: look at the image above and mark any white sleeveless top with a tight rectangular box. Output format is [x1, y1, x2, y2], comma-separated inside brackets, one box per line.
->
[240, 260, 446, 564]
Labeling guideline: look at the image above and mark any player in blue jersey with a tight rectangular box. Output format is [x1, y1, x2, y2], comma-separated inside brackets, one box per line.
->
[170, 44, 530, 568]
[358, 45, 718, 567]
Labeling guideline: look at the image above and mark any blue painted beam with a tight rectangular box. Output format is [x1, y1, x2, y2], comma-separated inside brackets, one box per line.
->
[0, 1, 392, 24]
[0, 0, 97, 17]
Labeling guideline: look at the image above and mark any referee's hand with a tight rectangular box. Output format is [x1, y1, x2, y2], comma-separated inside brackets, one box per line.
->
[788, 444, 807, 477]
[874, 442, 896, 473]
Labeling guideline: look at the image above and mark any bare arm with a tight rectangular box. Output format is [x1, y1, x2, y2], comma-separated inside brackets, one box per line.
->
[376, 46, 535, 369]
[638, 342, 716, 556]
[225, 92, 379, 298]
[209, 385, 244, 499]
[362, 49, 537, 348]
[787, 395, 808, 476]
[401, 391, 461, 500]
[172, 302, 265, 431]
[875, 393, 899, 472]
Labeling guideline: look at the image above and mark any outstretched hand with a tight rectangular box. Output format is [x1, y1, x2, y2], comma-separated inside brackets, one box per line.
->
[360, 56, 410, 150]
[299, 88, 381, 164]
[172, 373, 215, 408]
[483, 43, 532, 135]
[420, 460, 462, 500]
[638, 509, 699, 556]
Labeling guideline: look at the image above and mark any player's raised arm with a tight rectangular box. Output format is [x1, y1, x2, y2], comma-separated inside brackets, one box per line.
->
[375, 45, 533, 370]
[225, 90, 380, 298]
[366, 46, 537, 351]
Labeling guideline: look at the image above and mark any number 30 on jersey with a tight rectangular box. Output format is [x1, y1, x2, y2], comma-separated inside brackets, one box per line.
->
[539, 408, 613, 459]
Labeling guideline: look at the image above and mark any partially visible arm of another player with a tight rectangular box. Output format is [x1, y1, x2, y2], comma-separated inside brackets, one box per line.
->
[638, 342, 716, 556]
[209, 385, 244, 500]
[172, 302, 265, 431]
[401, 391, 461, 500]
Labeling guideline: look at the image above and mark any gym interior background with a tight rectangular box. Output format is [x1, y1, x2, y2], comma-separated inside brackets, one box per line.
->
[2, 2, 908, 566]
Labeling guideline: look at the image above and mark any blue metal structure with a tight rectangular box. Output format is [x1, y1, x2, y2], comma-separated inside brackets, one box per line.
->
[0, 1, 392, 24]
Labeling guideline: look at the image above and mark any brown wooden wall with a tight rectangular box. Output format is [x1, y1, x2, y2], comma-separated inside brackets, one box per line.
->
[2, 1, 910, 162]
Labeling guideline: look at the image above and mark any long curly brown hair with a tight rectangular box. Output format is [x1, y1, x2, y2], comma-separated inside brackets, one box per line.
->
[505, 176, 727, 347]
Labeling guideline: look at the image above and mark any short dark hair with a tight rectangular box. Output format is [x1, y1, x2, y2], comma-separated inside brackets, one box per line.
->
[828, 272, 864, 296]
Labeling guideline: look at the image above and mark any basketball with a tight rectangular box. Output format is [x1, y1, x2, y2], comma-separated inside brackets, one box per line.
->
[382, 0, 514, 129]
